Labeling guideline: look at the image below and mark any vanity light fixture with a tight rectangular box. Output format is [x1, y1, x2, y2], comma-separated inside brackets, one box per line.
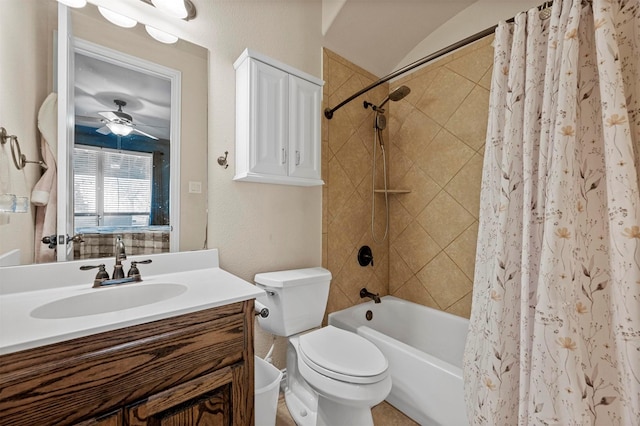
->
[145, 25, 179, 44]
[56, 0, 87, 8]
[151, 0, 188, 19]
[140, 0, 197, 21]
[98, 6, 138, 28]
[106, 122, 134, 137]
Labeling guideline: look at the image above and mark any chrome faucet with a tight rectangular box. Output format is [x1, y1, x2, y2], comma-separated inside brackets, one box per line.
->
[112, 235, 127, 279]
[360, 287, 381, 303]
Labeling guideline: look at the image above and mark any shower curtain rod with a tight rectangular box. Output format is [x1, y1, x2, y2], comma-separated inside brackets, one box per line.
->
[323, 1, 553, 120]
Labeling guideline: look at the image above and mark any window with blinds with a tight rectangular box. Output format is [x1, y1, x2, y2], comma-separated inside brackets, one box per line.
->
[74, 145, 152, 230]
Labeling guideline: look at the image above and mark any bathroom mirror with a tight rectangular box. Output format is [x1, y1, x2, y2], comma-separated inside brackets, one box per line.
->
[0, 0, 208, 265]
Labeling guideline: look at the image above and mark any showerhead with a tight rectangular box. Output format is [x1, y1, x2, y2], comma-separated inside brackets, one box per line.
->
[377, 85, 411, 109]
[389, 85, 411, 102]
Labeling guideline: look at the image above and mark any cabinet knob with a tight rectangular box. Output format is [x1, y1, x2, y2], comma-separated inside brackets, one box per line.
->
[296, 150, 300, 166]
[282, 148, 287, 164]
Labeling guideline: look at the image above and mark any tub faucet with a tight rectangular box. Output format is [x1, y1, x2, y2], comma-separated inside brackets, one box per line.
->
[113, 235, 127, 279]
[360, 287, 381, 303]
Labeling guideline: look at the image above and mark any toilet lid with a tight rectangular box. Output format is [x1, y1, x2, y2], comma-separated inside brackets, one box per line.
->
[298, 326, 388, 384]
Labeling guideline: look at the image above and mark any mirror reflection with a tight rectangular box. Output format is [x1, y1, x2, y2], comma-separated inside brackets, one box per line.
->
[0, 0, 208, 266]
[71, 38, 173, 260]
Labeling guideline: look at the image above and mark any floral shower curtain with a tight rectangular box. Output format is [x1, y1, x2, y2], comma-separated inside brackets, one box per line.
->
[463, 0, 640, 424]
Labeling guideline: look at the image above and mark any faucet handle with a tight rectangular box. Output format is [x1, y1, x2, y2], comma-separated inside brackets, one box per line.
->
[80, 264, 109, 287]
[127, 259, 153, 280]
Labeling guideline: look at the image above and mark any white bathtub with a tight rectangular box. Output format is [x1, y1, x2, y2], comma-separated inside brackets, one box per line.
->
[328, 296, 469, 426]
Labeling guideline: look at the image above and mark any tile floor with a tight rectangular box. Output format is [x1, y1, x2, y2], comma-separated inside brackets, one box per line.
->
[275, 392, 418, 425]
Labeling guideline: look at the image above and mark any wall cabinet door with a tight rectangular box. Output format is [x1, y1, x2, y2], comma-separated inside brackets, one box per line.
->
[234, 49, 324, 186]
[249, 59, 288, 177]
[288, 75, 321, 180]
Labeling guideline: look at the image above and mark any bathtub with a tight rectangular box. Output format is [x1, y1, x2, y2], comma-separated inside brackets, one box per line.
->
[328, 296, 469, 426]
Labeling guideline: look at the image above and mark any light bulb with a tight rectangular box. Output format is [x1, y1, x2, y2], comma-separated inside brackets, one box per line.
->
[98, 7, 137, 28]
[151, 0, 188, 19]
[56, 0, 87, 8]
[106, 122, 133, 136]
[145, 25, 179, 44]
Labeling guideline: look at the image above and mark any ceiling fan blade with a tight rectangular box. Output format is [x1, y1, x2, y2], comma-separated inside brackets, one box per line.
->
[96, 126, 111, 135]
[76, 115, 103, 122]
[132, 128, 159, 140]
[98, 111, 119, 121]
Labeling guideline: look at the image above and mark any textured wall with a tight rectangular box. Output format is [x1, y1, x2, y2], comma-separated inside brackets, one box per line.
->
[322, 49, 390, 318]
[387, 37, 493, 318]
[322, 37, 493, 320]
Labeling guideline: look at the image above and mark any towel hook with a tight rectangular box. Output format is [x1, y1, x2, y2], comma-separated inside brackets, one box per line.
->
[0, 127, 48, 170]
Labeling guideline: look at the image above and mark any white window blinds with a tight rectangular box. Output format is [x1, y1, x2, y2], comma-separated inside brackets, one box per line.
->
[74, 146, 152, 229]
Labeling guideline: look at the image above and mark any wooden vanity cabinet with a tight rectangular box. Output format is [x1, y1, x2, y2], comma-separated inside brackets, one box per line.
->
[0, 300, 255, 426]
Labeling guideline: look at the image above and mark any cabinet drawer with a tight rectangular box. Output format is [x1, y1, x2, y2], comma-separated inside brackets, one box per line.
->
[0, 303, 248, 426]
[125, 367, 233, 425]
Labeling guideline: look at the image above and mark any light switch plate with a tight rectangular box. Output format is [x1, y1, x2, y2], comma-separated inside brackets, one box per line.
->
[188, 181, 202, 194]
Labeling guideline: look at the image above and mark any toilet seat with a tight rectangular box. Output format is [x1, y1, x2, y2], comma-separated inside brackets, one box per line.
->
[298, 326, 388, 384]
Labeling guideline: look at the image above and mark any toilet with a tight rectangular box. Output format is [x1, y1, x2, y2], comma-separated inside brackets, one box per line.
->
[255, 267, 391, 426]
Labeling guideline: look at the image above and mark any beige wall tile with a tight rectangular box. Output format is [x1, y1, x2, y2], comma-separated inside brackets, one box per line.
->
[445, 44, 494, 83]
[395, 109, 441, 160]
[389, 246, 414, 293]
[478, 66, 493, 90]
[445, 221, 479, 281]
[324, 49, 390, 318]
[327, 222, 354, 274]
[332, 192, 370, 246]
[389, 199, 413, 242]
[445, 85, 490, 151]
[392, 276, 440, 309]
[328, 158, 355, 219]
[445, 291, 473, 319]
[416, 68, 475, 125]
[393, 220, 440, 273]
[417, 191, 475, 249]
[397, 165, 441, 217]
[446, 153, 484, 218]
[336, 132, 372, 187]
[388, 146, 413, 186]
[415, 129, 475, 187]
[417, 252, 473, 309]
[323, 42, 491, 320]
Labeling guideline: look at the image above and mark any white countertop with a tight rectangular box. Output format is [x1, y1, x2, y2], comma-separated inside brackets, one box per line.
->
[0, 249, 264, 355]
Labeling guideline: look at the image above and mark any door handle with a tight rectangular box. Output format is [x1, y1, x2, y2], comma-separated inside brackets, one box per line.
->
[66, 234, 84, 244]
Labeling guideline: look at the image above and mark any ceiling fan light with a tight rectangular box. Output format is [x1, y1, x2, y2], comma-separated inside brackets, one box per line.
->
[151, 0, 188, 19]
[98, 6, 137, 28]
[56, 0, 87, 8]
[145, 25, 179, 44]
[106, 122, 133, 136]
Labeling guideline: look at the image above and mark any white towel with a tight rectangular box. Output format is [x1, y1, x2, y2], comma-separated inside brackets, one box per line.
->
[33, 92, 58, 263]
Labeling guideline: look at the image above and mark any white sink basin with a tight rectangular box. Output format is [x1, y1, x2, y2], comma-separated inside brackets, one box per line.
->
[30, 283, 188, 319]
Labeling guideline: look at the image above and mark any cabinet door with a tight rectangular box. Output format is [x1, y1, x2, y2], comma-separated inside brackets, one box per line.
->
[124, 368, 234, 426]
[288, 75, 322, 180]
[74, 410, 123, 426]
[250, 60, 289, 177]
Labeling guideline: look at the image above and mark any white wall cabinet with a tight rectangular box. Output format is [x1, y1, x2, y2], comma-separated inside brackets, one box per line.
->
[234, 49, 324, 186]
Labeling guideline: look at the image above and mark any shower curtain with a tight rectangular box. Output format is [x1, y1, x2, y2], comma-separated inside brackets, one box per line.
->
[463, 0, 640, 424]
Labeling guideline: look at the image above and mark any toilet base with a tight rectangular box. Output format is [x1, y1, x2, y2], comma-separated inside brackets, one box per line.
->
[284, 386, 317, 426]
[316, 395, 374, 426]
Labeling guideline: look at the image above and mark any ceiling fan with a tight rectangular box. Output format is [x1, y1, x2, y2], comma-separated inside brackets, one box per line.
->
[96, 99, 159, 140]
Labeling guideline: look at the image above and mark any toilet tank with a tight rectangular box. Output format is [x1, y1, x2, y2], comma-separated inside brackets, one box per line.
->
[255, 267, 332, 336]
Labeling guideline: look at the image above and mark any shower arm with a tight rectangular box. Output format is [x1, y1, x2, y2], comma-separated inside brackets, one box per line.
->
[323, 1, 553, 120]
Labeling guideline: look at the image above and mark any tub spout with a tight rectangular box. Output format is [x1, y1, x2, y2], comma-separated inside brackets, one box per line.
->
[360, 288, 381, 303]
